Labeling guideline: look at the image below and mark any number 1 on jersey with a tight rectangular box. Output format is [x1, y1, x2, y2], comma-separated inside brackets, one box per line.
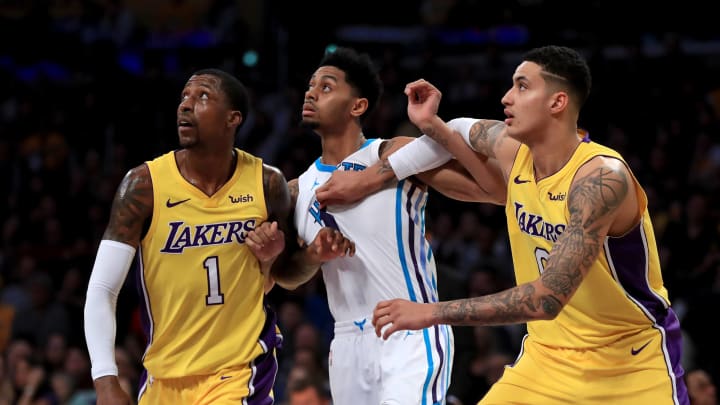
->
[204, 256, 224, 305]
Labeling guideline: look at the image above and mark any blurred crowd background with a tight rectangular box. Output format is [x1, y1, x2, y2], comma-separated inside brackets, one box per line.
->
[0, 1, 719, 404]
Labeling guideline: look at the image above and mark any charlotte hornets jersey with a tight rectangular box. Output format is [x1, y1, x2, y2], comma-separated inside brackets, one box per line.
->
[295, 139, 440, 323]
[505, 139, 679, 350]
[138, 149, 276, 378]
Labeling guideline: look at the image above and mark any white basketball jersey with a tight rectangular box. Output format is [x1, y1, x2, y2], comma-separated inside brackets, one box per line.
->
[295, 139, 440, 323]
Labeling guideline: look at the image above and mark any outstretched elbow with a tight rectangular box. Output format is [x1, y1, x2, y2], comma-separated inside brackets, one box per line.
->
[537, 294, 565, 320]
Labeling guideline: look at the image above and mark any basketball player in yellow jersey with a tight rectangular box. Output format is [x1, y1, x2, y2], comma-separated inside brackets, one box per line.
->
[83, 69, 353, 405]
[317, 45, 690, 404]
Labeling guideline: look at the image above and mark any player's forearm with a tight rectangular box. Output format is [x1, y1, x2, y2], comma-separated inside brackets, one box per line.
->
[386, 135, 453, 180]
[415, 160, 491, 202]
[270, 247, 322, 290]
[85, 240, 135, 380]
[431, 281, 561, 326]
[366, 158, 398, 191]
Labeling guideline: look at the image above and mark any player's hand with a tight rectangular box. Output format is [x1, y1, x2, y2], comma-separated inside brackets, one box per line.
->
[405, 79, 442, 129]
[315, 170, 376, 208]
[246, 221, 286, 265]
[308, 227, 355, 262]
[94, 376, 134, 405]
[372, 299, 434, 340]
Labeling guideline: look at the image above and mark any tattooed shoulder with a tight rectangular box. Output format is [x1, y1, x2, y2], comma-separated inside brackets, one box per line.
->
[468, 120, 506, 158]
[568, 157, 629, 224]
[103, 164, 154, 244]
[378, 139, 396, 159]
[263, 164, 291, 220]
[287, 178, 299, 207]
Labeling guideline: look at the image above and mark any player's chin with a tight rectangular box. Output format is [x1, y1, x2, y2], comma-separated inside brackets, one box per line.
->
[178, 135, 197, 148]
[299, 118, 319, 130]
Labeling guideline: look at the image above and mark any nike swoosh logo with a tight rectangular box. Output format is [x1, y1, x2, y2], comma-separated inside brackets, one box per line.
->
[220, 375, 232, 380]
[514, 175, 531, 184]
[631, 340, 652, 355]
[166, 198, 191, 208]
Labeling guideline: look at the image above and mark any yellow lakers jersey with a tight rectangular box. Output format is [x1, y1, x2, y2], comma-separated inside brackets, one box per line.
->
[505, 139, 671, 349]
[139, 148, 269, 378]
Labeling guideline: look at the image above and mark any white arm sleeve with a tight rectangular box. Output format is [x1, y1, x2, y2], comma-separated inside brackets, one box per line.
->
[387, 135, 452, 180]
[84, 240, 136, 380]
[387, 117, 480, 180]
[446, 117, 479, 151]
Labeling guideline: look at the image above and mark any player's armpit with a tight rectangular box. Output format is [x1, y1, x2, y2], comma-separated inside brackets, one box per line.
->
[102, 164, 154, 247]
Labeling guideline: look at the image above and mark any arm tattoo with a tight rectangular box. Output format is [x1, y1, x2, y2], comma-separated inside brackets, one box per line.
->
[287, 178, 299, 209]
[468, 120, 505, 158]
[263, 164, 291, 224]
[103, 165, 153, 245]
[431, 162, 629, 326]
[377, 159, 396, 187]
[421, 125, 447, 148]
[540, 164, 629, 303]
[377, 139, 396, 158]
[433, 283, 561, 325]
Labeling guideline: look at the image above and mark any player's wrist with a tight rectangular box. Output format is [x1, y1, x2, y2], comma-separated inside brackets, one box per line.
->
[93, 375, 121, 392]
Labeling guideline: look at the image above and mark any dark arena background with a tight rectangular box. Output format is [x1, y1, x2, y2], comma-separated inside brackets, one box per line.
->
[0, 1, 718, 404]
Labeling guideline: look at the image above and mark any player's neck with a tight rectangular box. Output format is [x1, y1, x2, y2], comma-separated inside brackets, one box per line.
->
[178, 148, 237, 195]
[320, 131, 366, 166]
[529, 129, 581, 181]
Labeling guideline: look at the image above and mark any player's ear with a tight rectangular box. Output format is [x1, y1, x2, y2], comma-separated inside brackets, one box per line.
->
[228, 110, 242, 128]
[351, 98, 368, 118]
[549, 91, 568, 113]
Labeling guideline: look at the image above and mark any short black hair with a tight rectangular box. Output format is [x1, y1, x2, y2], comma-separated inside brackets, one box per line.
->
[192, 68, 250, 127]
[522, 45, 592, 108]
[317, 47, 383, 121]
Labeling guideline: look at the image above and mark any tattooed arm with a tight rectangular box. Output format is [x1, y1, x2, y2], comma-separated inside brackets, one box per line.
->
[86, 164, 153, 404]
[258, 174, 355, 290]
[315, 136, 492, 206]
[372, 156, 635, 338]
[101, 164, 154, 245]
[403, 79, 518, 203]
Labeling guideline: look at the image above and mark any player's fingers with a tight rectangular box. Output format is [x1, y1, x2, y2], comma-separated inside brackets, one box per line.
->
[245, 236, 262, 250]
[383, 324, 398, 340]
[343, 239, 354, 256]
[254, 220, 272, 234]
[245, 231, 265, 247]
[268, 221, 279, 240]
[373, 313, 389, 337]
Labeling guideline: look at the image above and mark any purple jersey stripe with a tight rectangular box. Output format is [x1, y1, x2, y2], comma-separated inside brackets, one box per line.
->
[431, 324, 445, 403]
[405, 183, 430, 304]
[246, 350, 278, 405]
[404, 184, 446, 403]
[657, 308, 689, 404]
[605, 224, 666, 317]
[606, 224, 688, 404]
[245, 302, 281, 404]
[134, 248, 153, 360]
